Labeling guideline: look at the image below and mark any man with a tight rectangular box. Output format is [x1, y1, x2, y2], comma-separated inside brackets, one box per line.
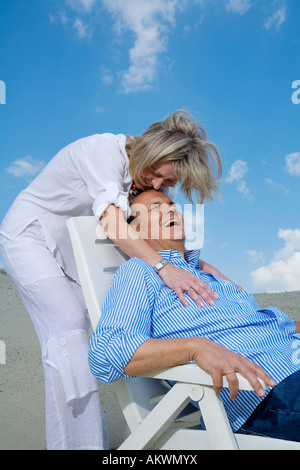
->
[89, 190, 300, 441]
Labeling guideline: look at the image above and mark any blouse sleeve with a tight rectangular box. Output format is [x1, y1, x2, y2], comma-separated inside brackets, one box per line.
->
[74, 133, 131, 219]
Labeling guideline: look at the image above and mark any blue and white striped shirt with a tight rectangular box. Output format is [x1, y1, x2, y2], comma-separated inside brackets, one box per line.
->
[89, 249, 300, 431]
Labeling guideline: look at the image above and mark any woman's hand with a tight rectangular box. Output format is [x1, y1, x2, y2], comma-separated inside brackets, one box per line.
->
[192, 338, 276, 400]
[158, 263, 219, 308]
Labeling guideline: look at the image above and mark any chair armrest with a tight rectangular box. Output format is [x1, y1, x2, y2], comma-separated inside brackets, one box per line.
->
[141, 363, 267, 392]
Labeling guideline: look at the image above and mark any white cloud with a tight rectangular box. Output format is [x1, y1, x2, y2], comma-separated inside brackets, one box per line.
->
[245, 249, 264, 263]
[73, 17, 92, 39]
[285, 152, 300, 176]
[250, 229, 300, 293]
[225, 0, 253, 15]
[263, 6, 287, 32]
[225, 159, 252, 199]
[274, 229, 300, 261]
[56, 0, 184, 92]
[95, 106, 105, 113]
[266, 178, 290, 194]
[225, 159, 248, 182]
[50, 10, 92, 40]
[5, 156, 46, 179]
[101, 0, 183, 93]
[99, 65, 114, 85]
[236, 179, 251, 198]
[49, 11, 69, 26]
[66, 0, 98, 13]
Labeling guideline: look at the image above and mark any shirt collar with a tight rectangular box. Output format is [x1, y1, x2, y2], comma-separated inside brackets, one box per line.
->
[156, 249, 201, 269]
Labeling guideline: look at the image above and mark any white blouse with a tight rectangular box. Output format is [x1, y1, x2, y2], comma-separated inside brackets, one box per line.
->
[0, 133, 177, 283]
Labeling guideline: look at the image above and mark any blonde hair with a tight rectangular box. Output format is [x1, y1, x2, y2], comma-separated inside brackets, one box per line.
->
[126, 110, 222, 203]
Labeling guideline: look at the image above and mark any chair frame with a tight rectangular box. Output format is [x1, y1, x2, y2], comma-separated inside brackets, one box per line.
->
[67, 216, 300, 450]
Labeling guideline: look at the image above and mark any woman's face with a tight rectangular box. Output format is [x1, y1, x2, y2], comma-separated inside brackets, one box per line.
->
[140, 161, 177, 190]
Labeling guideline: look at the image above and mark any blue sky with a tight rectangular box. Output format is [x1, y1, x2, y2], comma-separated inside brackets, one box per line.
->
[0, 0, 299, 293]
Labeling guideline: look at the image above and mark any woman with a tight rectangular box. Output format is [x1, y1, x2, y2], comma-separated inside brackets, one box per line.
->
[0, 110, 222, 450]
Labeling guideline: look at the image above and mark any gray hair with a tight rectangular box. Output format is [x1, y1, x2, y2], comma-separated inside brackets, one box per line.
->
[126, 110, 222, 203]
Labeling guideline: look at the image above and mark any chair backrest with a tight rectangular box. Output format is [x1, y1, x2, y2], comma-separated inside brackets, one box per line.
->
[67, 216, 173, 431]
[67, 216, 129, 330]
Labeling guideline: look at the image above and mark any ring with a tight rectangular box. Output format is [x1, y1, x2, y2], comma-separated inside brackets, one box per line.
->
[225, 370, 236, 376]
[184, 286, 192, 292]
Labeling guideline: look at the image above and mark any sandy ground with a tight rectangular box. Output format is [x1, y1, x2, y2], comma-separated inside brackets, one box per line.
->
[0, 269, 300, 450]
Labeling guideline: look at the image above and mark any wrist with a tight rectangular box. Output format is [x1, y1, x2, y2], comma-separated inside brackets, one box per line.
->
[190, 337, 210, 362]
[153, 258, 170, 274]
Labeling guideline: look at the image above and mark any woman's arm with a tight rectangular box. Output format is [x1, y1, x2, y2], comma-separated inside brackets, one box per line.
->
[124, 336, 276, 400]
[100, 204, 163, 264]
[100, 205, 218, 308]
[200, 259, 243, 289]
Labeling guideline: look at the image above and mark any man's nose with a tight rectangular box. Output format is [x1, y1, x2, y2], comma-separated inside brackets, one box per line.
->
[163, 203, 176, 214]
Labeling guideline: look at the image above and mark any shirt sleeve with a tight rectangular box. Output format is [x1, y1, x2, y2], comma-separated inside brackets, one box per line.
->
[88, 260, 157, 383]
[74, 133, 131, 219]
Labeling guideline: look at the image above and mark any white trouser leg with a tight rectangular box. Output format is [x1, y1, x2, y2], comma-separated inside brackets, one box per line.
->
[0, 231, 109, 450]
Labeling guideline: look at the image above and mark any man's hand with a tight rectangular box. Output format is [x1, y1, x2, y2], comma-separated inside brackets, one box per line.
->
[158, 263, 219, 308]
[125, 336, 276, 402]
[192, 338, 276, 400]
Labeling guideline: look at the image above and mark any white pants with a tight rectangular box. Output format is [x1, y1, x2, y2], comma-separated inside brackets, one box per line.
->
[0, 222, 109, 450]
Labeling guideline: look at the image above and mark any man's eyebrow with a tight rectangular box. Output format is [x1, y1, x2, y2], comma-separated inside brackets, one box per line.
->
[149, 200, 162, 205]
[148, 199, 175, 207]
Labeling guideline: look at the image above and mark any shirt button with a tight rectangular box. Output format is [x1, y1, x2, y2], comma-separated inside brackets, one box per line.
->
[61, 349, 69, 357]
[60, 338, 67, 346]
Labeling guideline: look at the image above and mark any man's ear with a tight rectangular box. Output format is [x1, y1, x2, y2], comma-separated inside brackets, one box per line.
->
[128, 215, 140, 232]
[133, 220, 141, 233]
[128, 203, 147, 233]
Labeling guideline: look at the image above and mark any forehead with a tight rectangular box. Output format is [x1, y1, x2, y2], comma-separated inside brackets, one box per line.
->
[131, 190, 171, 208]
[153, 161, 176, 177]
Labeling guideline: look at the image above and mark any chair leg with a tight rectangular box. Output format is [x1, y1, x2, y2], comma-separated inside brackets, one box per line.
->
[118, 382, 198, 450]
[198, 386, 239, 450]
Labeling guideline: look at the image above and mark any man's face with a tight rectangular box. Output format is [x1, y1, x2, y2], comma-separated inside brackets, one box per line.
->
[130, 190, 185, 242]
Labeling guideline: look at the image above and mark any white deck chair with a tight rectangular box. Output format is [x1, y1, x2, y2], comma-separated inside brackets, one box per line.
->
[67, 216, 300, 450]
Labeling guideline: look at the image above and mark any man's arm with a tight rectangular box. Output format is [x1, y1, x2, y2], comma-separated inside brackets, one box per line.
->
[124, 336, 276, 400]
[88, 260, 154, 383]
